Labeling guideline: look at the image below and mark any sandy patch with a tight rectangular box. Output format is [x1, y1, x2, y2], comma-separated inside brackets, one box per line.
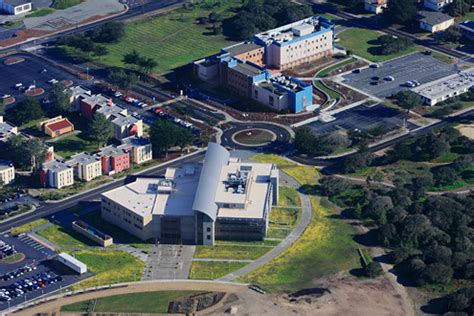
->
[456, 124, 474, 140]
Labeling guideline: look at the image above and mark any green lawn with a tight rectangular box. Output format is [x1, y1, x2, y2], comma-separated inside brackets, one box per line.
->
[432, 152, 460, 163]
[194, 245, 271, 260]
[11, 218, 49, 236]
[250, 154, 296, 169]
[50, 133, 99, 159]
[61, 291, 197, 313]
[189, 261, 248, 280]
[315, 80, 343, 100]
[37, 224, 93, 250]
[215, 240, 280, 246]
[72, 250, 144, 289]
[339, 27, 419, 62]
[456, 11, 474, 22]
[270, 208, 301, 227]
[267, 227, 291, 239]
[278, 186, 301, 207]
[97, 1, 240, 74]
[51, 0, 84, 9]
[26, 8, 55, 17]
[317, 57, 357, 77]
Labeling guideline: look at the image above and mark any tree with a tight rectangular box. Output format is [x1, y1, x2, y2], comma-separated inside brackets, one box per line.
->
[93, 45, 108, 59]
[6, 97, 44, 125]
[150, 120, 195, 156]
[433, 166, 459, 186]
[447, 0, 471, 17]
[122, 50, 141, 68]
[319, 177, 350, 196]
[439, 26, 463, 43]
[363, 195, 393, 225]
[421, 263, 453, 285]
[5, 135, 47, 170]
[87, 113, 113, 148]
[392, 90, 421, 113]
[340, 151, 372, 174]
[89, 21, 125, 43]
[49, 83, 71, 115]
[137, 57, 158, 75]
[384, 0, 417, 24]
[364, 261, 383, 278]
[107, 69, 138, 90]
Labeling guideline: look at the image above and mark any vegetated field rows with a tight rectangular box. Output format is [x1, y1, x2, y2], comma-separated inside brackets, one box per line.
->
[189, 261, 248, 280]
[100, 3, 240, 73]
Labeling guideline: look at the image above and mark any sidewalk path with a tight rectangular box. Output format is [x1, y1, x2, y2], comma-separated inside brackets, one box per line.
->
[219, 171, 312, 281]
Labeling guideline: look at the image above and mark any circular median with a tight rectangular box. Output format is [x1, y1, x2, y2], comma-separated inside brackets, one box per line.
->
[232, 128, 277, 147]
[24, 88, 45, 97]
[0, 252, 25, 264]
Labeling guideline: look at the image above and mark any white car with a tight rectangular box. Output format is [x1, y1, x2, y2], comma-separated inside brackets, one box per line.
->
[14, 83, 23, 89]
[48, 79, 58, 84]
[114, 91, 123, 98]
[404, 81, 416, 88]
[384, 76, 394, 81]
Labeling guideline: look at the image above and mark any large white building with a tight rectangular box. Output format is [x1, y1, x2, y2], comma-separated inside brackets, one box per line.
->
[0, 160, 14, 186]
[412, 68, 474, 105]
[100, 143, 279, 245]
[66, 152, 102, 182]
[40, 160, 74, 189]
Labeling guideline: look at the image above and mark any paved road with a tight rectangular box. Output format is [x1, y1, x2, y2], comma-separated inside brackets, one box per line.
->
[219, 171, 312, 281]
[0, 151, 206, 233]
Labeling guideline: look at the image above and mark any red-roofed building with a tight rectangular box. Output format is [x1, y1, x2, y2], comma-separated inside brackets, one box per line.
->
[39, 116, 74, 138]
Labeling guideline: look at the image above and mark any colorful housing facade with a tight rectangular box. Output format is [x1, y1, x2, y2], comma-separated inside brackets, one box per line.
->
[40, 160, 74, 189]
[97, 145, 130, 176]
[38, 116, 74, 138]
[66, 152, 103, 182]
[119, 136, 153, 165]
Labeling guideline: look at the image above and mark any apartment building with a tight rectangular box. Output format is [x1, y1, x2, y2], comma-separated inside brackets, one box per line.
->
[40, 160, 74, 189]
[0, 160, 14, 186]
[0, 116, 18, 143]
[364, 0, 388, 14]
[66, 152, 102, 182]
[100, 143, 279, 245]
[418, 10, 455, 33]
[0, 0, 31, 15]
[97, 145, 130, 176]
[424, 0, 454, 11]
[119, 136, 153, 165]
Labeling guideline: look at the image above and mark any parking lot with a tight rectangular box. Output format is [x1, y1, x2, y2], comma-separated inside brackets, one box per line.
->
[0, 54, 87, 106]
[342, 52, 457, 98]
[0, 233, 90, 311]
[305, 103, 418, 135]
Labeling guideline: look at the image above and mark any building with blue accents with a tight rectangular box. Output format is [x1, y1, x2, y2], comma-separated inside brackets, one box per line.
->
[193, 16, 335, 113]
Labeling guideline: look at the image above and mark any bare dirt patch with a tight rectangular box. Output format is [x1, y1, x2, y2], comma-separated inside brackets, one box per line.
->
[61, 79, 74, 88]
[4, 57, 25, 65]
[456, 124, 474, 140]
[24, 88, 45, 97]
[2, 96, 15, 105]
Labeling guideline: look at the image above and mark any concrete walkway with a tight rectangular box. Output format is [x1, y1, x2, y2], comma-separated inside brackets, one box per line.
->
[219, 171, 312, 281]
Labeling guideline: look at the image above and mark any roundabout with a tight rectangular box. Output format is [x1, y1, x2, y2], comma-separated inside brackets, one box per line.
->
[221, 122, 292, 150]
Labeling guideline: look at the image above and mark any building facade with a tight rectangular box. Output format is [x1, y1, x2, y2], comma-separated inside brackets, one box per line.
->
[0, 160, 14, 185]
[40, 160, 74, 189]
[119, 136, 153, 165]
[0, 116, 18, 144]
[424, 0, 454, 11]
[66, 152, 102, 182]
[418, 11, 455, 33]
[39, 116, 74, 138]
[100, 143, 279, 245]
[0, 0, 31, 15]
[97, 145, 130, 176]
[364, 0, 388, 14]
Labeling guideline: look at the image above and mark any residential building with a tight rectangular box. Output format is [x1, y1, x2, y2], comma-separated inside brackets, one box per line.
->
[69, 86, 92, 111]
[364, 0, 388, 14]
[423, 0, 454, 11]
[66, 152, 102, 182]
[412, 68, 474, 105]
[418, 10, 455, 33]
[0, 160, 14, 185]
[40, 160, 74, 189]
[119, 136, 153, 165]
[100, 143, 279, 245]
[97, 145, 130, 176]
[0, 0, 31, 15]
[38, 116, 74, 138]
[459, 20, 474, 40]
[111, 114, 143, 141]
[0, 116, 18, 143]
[194, 16, 333, 113]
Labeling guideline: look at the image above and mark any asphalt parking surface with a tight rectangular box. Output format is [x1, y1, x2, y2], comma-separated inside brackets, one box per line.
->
[305, 103, 417, 135]
[0, 54, 86, 105]
[221, 122, 291, 150]
[343, 52, 457, 98]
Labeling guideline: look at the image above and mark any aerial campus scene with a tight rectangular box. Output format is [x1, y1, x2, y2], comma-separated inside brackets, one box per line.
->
[0, 0, 473, 315]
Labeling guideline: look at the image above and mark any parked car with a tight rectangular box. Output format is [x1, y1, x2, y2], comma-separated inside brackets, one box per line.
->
[369, 63, 380, 68]
[384, 76, 395, 81]
[352, 68, 361, 73]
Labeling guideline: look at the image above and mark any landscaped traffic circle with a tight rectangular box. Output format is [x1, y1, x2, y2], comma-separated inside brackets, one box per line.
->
[232, 128, 277, 147]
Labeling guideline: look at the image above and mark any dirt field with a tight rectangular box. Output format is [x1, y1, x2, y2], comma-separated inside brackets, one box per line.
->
[212, 274, 414, 316]
[456, 124, 474, 140]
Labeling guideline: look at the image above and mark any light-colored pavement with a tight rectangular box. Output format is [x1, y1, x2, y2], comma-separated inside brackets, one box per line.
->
[142, 244, 195, 280]
[219, 171, 312, 281]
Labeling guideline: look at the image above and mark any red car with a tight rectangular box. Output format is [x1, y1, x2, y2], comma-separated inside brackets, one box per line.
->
[153, 108, 163, 114]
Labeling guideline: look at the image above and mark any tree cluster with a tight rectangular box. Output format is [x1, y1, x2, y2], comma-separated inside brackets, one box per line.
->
[86, 113, 114, 148]
[149, 120, 195, 156]
[378, 35, 413, 55]
[446, 0, 472, 17]
[57, 34, 108, 61]
[222, 0, 313, 40]
[122, 50, 158, 75]
[5, 98, 44, 126]
[87, 21, 125, 43]
[49, 83, 72, 116]
[107, 68, 138, 90]
[384, 0, 418, 25]
[2, 135, 47, 170]
[294, 127, 350, 156]
[391, 90, 421, 113]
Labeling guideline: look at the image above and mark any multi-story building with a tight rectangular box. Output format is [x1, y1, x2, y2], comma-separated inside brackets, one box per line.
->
[412, 68, 474, 106]
[0, 0, 31, 15]
[0, 160, 14, 186]
[119, 136, 153, 165]
[424, 0, 454, 11]
[38, 116, 74, 138]
[111, 114, 143, 141]
[40, 160, 74, 189]
[69, 85, 92, 111]
[97, 145, 130, 176]
[418, 10, 455, 33]
[66, 152, 102, 182]
[194, 16, 334, 113]
[100, 143, 279, 245]
[364, 0, 388, 14]
[0, 116, 18, 144]
[459, 20, 474, 41]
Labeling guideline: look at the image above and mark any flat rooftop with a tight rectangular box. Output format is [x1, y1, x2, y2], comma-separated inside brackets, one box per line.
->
[0, 120, 17, 142]
[0, 159, 13, 171]
[112, 114, 139, 127]
[98, 145, 127, 158]
[232, 62, 264, 77]
[66, 152, 100, 166]
[412, 68, 474, 99]
[42, 160, 70, 172]
[120, 135, 150, 147]
[102, 164, 202, 217]
[215, 162, 273, 219]
[97, 104, 127, 118]
[224, 42, 262, 56]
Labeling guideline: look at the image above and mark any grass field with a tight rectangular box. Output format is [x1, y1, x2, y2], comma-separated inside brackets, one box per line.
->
[250, 154, 296, 169]
[51, 0, 84, 9]
[98, 1, 240, 74]
[194, 245, 272, 260]
[317, 57, 357, 77]
[189, 261, 248, 280]
[315, 80, 343, 100]
[339, 27, 419, 62]
[270, 208, 301, 227]
[11, 218, 49, 236]
[51, 133, 99, 159]
[267, 227, 291, 239]
[37, 224, 92, 250]
[61, 291, 196, 313]
[72, 250, 144, 289]
[26, 8, 55, 18]
[278, 186, 301, 207]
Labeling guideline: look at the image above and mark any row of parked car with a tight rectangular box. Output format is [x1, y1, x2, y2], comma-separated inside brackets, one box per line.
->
[150, 108, 194, 129]
[2, 265, 37, 281]
[0, 241, 16, 259]
[0, 272, 62, 301]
